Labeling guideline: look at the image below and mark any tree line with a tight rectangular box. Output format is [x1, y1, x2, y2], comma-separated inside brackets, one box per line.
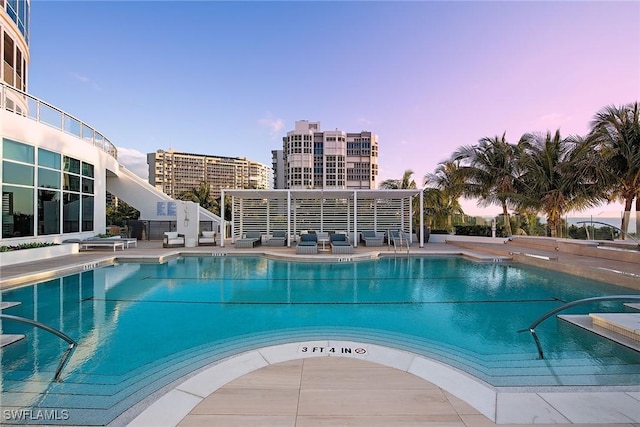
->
[381, 102, 640, 238]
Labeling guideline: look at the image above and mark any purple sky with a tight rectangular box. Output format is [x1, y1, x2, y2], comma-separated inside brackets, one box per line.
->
[28, 1, 640, 216]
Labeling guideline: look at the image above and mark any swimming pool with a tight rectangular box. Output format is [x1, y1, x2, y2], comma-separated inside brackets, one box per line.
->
[1, 256, 639, 425]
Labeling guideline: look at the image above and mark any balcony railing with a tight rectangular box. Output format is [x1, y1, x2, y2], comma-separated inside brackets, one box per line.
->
[0, 81, 117, 159]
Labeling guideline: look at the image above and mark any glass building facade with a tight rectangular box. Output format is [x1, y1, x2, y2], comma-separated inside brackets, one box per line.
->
[2, 138, 95, 238]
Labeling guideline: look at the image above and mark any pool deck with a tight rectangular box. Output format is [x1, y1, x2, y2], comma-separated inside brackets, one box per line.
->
[1, 239, 640, 426]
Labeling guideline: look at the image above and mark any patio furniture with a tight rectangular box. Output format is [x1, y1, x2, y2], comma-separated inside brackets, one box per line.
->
[361, 230, 384, 247]
[198, 230, 217, 246]
[266, 230, 287, 246]
[80, 238, 125, 252]
[316, 231, 330, 251]
[235, 231, 263, 248]
[330, 233, 353, 254]
[296, 233, 318, 254]
[163, 232, 185, 248]
[102, 235, 137, 248]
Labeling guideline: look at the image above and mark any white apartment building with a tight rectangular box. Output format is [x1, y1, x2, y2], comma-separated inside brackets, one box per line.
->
[275, 120, 379, 189]
[147, 149, 271, 199]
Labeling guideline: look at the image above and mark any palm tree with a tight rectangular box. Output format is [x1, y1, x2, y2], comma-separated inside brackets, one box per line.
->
[424, 160, 466, 230]
[588, 102, 640, 237]
[518, 130, 604, 237]
[379, 169, 416, 190]
[178, 181, 218, 213]
[450, 133, 521, 235]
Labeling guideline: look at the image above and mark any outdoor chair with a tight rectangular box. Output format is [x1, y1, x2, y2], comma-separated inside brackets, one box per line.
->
[361, 230, 384, 247]
[266, 230, 287, 246]
[163, 232, 185, 248]
[235, 231, 263, 248]
[330, 233, 354, 254]
[198, 230, 217, 246]
[296, 232, 318, 254]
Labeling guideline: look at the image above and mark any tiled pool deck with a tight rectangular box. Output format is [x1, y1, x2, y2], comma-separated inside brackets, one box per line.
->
[1, 240, 639, 426]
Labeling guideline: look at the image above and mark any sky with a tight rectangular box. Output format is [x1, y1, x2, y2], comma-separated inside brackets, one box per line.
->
[27, 1, 640, 216]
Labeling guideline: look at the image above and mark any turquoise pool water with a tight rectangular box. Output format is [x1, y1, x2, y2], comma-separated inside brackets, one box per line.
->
[1, 256, 639, 425]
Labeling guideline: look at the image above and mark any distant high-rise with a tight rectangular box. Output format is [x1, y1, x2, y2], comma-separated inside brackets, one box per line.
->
[275, 120, 379, 189]
[147, 149, 271, 199]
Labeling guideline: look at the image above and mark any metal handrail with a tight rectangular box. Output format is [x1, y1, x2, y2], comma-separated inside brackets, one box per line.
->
[0, 81, 117, 159]
[1, 314, 77, 382]
[518, 295, 640, 359]
[576, 220, 640, 245]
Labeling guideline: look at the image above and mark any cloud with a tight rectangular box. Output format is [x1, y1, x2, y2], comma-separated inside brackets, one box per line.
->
[69, 72, 101, 91]
[258, 115, 285, 138]
[533, 112, 573, 131]
[116, 147, 149, 180]
[357, 117, 373, 126]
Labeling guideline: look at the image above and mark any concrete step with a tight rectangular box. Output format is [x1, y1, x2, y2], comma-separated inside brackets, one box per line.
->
[559, 314, 640, 352]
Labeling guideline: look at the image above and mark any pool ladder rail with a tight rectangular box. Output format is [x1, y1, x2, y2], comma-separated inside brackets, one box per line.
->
[519, 295, 640, 359]
[1, 304, 77, 382]
[388, 229, 410, 256]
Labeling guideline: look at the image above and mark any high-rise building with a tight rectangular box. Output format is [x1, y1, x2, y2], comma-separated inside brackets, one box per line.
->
[147, 149, 271, 199]
[275, 120, 379, 189]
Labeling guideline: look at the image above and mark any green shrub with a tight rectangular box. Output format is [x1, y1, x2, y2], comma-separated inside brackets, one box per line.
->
[0, 242, 59, 252]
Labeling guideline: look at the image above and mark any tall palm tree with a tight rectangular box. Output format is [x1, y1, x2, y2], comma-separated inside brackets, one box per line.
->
[518, 130, 604, 237]
[450, 133, 521, 235]
[178, 181, 218, 213]
[588, 102, 640, 237]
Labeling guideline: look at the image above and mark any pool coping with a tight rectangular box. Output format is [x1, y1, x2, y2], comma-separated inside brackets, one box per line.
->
[123, 341, 640, 426]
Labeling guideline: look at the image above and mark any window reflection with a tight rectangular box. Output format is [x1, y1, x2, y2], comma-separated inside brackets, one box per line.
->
[38, 189, 60, 235]
[2, 185, 34, 238]
[63, 193, 80, 233]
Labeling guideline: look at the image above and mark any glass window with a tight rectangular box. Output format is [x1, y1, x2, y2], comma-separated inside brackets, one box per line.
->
[63, 193, 80, 233]
[2, 185, 34, 238]
[2, 161, 34, 185]
[82, 162, 94, 177]
[3, 138, 34, 163]
[38, 168, 61, 189]
[38, 148, 61, 169]
[38, 189, 60, 235]
[63, 156, 81, 174]
[63, 173, 80, 192]
[82, 195, 94, 232]
[82, 178, 94, 194]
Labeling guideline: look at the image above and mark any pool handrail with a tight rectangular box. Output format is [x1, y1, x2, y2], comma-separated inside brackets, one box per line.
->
[0, 313, 77, 382]
[518, 295, 640, 359]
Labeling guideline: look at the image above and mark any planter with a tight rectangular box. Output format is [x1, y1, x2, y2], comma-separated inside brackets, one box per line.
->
[0, 244, 78, 267]
[414, 225, 431, 243]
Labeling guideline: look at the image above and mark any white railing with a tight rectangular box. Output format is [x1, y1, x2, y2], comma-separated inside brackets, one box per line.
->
[0, 82, 117, 159]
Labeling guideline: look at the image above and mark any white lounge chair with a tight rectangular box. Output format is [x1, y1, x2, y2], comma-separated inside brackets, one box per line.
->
[198, 230, 217, 246]
[163, 232, 185, 248]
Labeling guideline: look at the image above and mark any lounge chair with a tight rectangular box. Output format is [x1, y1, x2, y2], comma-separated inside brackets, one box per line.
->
[361, 230, 384, 247]
[330, 233, 353, 254]
[198, 230, 217, 246]
[163, 232, 185, 248]
[296, 233, 318, 254]
[266, 230, 287, 246]
[80, 237, 125, 252]
[235, 231, 263, 248]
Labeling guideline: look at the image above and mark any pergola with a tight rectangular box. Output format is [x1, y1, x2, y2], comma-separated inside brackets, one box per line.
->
[219, 189, 425, 248]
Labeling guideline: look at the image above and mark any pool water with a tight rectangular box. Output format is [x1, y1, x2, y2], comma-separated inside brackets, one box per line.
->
[1, 256, 639, 425]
